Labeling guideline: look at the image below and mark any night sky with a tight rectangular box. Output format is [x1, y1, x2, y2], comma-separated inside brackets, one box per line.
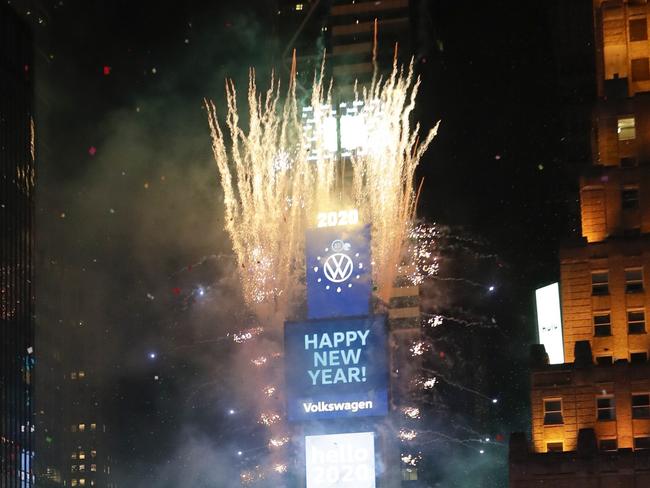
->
[9, 0, 595, 486]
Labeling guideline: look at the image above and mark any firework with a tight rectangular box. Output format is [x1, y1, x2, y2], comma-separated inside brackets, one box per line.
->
[269, 437, 289, 448]
[259, 412, 281, 426]
[403, 406, 421, 419]
[399, 429, 418, 441]
[206, 57, 437, 321]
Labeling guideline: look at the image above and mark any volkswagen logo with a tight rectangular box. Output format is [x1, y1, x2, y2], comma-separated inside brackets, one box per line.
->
[323, 253, 354, 283]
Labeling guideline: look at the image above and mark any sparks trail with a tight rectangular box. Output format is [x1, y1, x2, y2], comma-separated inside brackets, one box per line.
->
[421, 367, 494, 402]
[421, 312, 502, 331]
[426, 276, 486, 288]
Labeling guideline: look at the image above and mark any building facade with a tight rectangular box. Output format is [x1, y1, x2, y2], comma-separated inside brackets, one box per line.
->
[512, 0, 650, 484]
[0, 4, 36, 486]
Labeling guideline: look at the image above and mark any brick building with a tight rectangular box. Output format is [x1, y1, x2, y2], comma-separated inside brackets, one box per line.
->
[511, 0, 650, 484]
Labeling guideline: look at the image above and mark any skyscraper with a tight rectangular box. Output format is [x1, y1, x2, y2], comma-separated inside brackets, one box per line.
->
[511, 1, 650, 484]
[0, 4, 36, 486]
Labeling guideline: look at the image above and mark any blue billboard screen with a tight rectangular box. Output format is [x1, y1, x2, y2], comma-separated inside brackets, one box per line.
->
[284, 315, 388, 421]
[305, 224, 372, 319]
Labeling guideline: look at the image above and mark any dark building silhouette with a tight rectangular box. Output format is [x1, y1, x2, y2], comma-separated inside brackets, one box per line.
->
[0, 4, 36, 487]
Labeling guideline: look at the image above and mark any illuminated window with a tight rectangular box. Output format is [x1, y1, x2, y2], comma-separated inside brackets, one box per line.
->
[401, 468, 418, 480]
[79, 479, 86, 486]
[631, 351, 648, 363]
[593, 313, 611, 336]
[71, 480, 78, 487]
[91, 464, 97, 472]
[71, 452, 77, 459]
[295, 3, 303, 10]
[618, 117, 636, 141]
[626, 268, 644, 292]
[543, 399, 563, 425]
[79, 464, 85, 472]
[591, 271, 609, 296]
[627, 310, 645, 334]
[78, 451, 86, 460]
[632, 58, 650, 81]
[630, 18, 648, 41]
[90, 423, 96, 431]
[632, 393, 650, 418]
[622, 187, 640, 210]
[597, 396, 616, 421]
[78, 423, 86, 432]
[546, 442, 563, 452]
[600, 438, 618, 451]
[71, 372, 77, 380]
[78, 371, 85, 378]
[634, 436, 650, 450]
[90, 450, 97, 458]
[71, 465, 78, 472]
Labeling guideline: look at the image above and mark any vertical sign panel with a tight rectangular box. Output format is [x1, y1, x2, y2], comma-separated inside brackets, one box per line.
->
[305, 432, 376, 488]
[535, 282, 564, 364]
[285, 315, 388, 421]
[306, 224, 372, 319]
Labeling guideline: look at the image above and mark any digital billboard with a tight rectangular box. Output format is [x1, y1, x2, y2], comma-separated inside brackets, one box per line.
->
[305, 224, 372, 319]
[284, 315, 388, 421]
[305, 432, 376, 488]
[535, 282, 564, 364]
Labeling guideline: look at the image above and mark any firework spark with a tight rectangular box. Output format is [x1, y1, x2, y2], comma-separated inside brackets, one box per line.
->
[269, 437, 289, 448]
[399, 429, 418, 441]
[233, 326, 264, 344]
[259, 412, 281, 426]
[403, 406, 421, 419]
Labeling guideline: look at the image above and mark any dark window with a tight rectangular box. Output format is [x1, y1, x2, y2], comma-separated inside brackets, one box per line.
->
[631, 351, 648, 363]
[621, 156, 638, 167]
[592, 272, 609, 296]
[597, 396, 616, 420]
[625, 268, 644, 292]
[594, 314, 612, 336]
[630, 18, 648, 41]
[634, 436, 650, 450]
[632, 58, 650, 81]
[622, 188, 640, 209]
[596, 355, 613, 365]
[600, 438, 618, 451]
[544, 399, 563, 425]
[624, 227, 642, 237]
[632, 394, 650, 419]
[546, 442, 563, 452]
[628, 310, 646, 334]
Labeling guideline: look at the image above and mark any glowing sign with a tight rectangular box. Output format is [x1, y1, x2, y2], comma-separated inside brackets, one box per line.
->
[535, 282, 564, 364]
[306, 224, 372, 319]
[284, 315, 388, 421]
[317, 209, 359, 228]
[305, 432, 376, 488]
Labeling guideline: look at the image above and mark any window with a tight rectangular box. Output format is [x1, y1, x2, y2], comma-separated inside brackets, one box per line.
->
[91, 464, 97, 472]
[90, 423, 96, 431]
[626, 268, 644, 292]
[295, 3, 303, 10]
[592, 271, 609, 295]
[618, 117, 636, 141]
[596, 355, 613, 365]
[78, 423, 86, 432]
[621, 156, 638, 168]
[71, 465, 78, 473]
[632, 393, 650, 419]
[546, 442, 563, 452]
[90, 450, 97, 458]
[597, 396, 616, 420]
[70, 372, 77, 380]
[628, 310, 646, 334]
[634, 436, 650, 450]
[79, 464, 85, 472]
[632, 58, 650, 81]
[78, 371, 85, 378]
[71, 452, 77, 460]
[401, 468, 418, 480]
[632, 351, 648, 363]
[79, 479, 86, 487]
[71, 480, 78, 487]
[630, 18, 648, 41]
[544, 399, 563, 425]
[78, 451, 86, 460]
[71, 425, 77, 433]
[622, 187, 640, 210]
[594, 313, 612, 336]
[600, 438, 618, 451]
